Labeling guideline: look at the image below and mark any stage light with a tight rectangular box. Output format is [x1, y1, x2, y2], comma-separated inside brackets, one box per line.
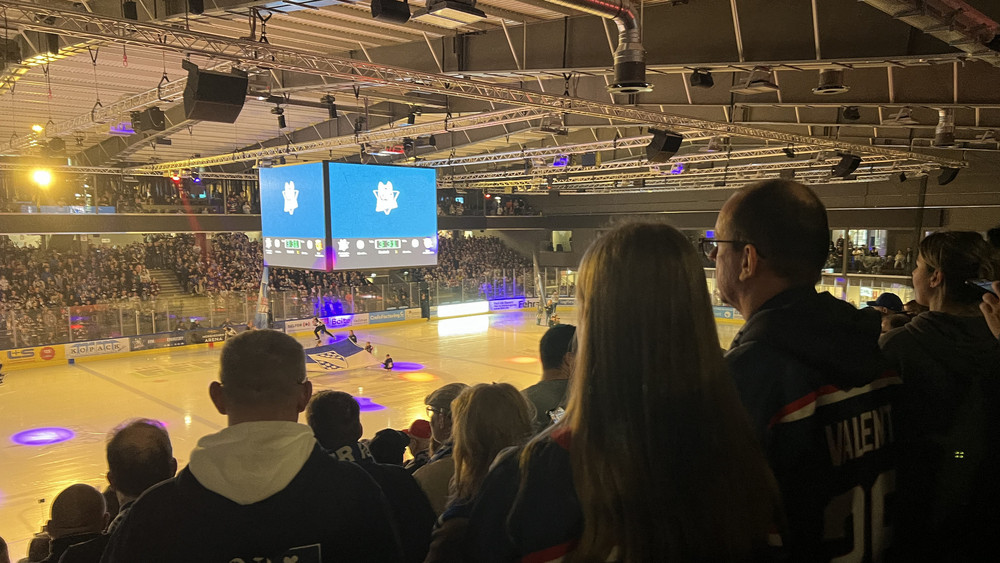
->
[783, 147, 796, 159]
[31, 124, 44, 133]
[321, 95, 337, 119]
[191, 172, 201, 183]
[689, 68, 713, 89]
[32, 169, 52, 188]
[271, 105, 286, 129]
[371, 0, 411, 24]
[669, 162, 685, 175]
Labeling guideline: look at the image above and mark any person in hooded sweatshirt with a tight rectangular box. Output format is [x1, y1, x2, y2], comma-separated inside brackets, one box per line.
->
[879, 231, 1000, 562]
[100, 330, 401, 563]
[709, 179, 898, 562]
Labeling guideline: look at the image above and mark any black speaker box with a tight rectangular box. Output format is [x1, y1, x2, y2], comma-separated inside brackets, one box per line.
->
[581, 152, 598, 167]
[189, 0, 205, 15]
[131, 107, 167, 132]
[44, 33, 59, 55]
[831, 154, 861, 178]
[937, 167, 960, 186]
[182, 62, 248, 123]
[646, 129, 684, 163]
[371, 0, 411, 24]
[122, 1, 138, 20]
[0, 38, 21, 65]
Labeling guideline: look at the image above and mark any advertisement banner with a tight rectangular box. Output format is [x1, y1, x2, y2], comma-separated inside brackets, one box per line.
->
[1, 345, 64, 367]
[283, 319, 316, 334]
[188, 328, 230, 344]
[712, 306, 744, 321]
[129, 332, 188, 352]
[322, 314, 355, 330]
[368, 310, 407, 324]
[489, 298, 526, 312]
[66, 338, 130, 359]
[405, 308, 422, 321]
[353, 313, 369, 327]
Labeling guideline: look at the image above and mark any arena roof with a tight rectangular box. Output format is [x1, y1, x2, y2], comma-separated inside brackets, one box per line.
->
[1, 0, 999, 196]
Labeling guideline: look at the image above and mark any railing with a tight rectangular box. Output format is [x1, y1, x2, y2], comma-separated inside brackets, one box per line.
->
[0, 269, 540, 349]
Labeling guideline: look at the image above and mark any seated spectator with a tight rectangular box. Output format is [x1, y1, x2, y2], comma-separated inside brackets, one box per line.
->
[306, 390, 435, 563]
[100, 330, 401, 562]
[465, 223, 781, 561]
[43, 484, 108, 563]
[425, 383, 533, 562]
[402, 419, 432, 474]
[880, 232, 1000, 561]
[367, 428, 409, 465]
[522, 323, 575, 431]
[866, 292, 903, 315]
[61, 419, 177, 563]
[413, 382, 468, 516]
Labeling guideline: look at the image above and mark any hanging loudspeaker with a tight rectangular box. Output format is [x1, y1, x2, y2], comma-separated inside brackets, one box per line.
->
[646, 129, 684, 163]
[189, 0, 205, 15]
[831, 153, 861, 178]
[182, 60, 248, 123]
[937, 167, 960, 186]
[122, 1, 138, 20]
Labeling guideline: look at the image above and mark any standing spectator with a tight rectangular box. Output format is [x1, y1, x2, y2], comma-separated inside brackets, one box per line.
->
[61, 419, 177, 563]
[465, 223, 781, 562]
[306, 390, 435, 563]
[709, 179, 897, 561]
[43, 484, 108, 563]
[880, 231, 1000, 561]
[413, 382, 469, 516]
[100, 330, 401, 562]
[521, 323, 575, 431]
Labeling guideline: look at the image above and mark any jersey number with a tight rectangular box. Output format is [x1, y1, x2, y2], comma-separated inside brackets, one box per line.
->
[822, 470, 894, 563]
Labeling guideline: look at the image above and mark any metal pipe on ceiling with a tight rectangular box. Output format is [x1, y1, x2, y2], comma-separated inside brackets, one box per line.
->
[544, 0, 651, 94]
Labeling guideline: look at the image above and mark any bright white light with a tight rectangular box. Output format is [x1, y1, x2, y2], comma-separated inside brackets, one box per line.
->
[32, 169, 53, 188]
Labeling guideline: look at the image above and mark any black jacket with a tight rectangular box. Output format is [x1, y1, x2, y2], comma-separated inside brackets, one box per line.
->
[880, 312, 1000, 562]
[100, 445, 402, 562]
[726, 287, 897, 562]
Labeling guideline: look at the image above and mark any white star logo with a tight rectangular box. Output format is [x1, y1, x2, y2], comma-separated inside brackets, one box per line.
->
[373, 181, 399, 215]
[282, 181, 298, 215]
[338, 239, 350, 251]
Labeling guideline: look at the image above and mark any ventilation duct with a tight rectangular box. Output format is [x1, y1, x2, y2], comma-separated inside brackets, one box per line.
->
[935, 108, 956, 146]
[545, 0, 651, 94]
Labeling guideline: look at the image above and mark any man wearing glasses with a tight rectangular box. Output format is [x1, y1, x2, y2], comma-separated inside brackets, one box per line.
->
[413, 382, 469, 515]
[705, 179, 896, 563]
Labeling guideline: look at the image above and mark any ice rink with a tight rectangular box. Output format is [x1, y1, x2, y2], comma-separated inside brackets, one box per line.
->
[0, 309, 740, 555]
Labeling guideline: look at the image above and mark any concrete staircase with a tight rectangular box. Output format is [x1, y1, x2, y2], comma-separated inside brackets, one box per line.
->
[149, 269, 186, 298]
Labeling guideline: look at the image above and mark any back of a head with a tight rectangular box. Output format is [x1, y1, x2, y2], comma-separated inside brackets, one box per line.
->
[451, 383, 533, 503]
[219, 329, 306, 407]
[106, 419, 175, 499]
[919, 231, 1000, 306]
[539, 324, 576, 370]
[48, 484, 106, 539]
[727, 179, 829, 285]
[306, 390, 362, 450]
[987, 225, 1000, 250]
[561, 222, 778, 561]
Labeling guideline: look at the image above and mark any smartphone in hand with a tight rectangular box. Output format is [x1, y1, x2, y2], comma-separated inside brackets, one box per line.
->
[966, 279, 998, 297]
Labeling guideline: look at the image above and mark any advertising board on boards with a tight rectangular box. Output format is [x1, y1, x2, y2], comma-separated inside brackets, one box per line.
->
[66, 338, 130, 358]
[1, 345, 63, 367]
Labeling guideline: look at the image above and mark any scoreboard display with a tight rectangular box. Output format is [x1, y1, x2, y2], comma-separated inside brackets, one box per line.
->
[259, 161, 438, 271]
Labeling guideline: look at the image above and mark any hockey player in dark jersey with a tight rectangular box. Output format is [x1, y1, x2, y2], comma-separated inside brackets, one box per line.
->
[709, 179, 898, 562]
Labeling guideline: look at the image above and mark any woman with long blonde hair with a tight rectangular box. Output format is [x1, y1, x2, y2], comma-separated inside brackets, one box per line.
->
[464, 222, 782, 562]
[424, 383, 534, 562]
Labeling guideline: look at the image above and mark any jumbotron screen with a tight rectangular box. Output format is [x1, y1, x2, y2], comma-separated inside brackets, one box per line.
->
[327, 162, 438, 270]
[260, 162, 329, 270]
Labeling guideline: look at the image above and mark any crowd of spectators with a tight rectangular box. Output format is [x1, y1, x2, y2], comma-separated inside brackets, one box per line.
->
[0, 183, 257, 215]
[3, 183, 1000, 563]
[825, 237, 916, 274]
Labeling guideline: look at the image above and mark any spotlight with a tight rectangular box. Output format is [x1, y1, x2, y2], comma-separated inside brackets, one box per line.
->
[842, 106, 861, 121]
[689, 68, 714, 89]
[31, 124, 44, 133]
[321, 95, 337, 119]
[669, 162, 685, 175]
[271, 105, 286, 129]
[191, 171, 201, 183]
[354, 116, 367, 134]
[782, 146, 796, 159]
[32, 169, 52, 188]
[831, 153, 862, 178]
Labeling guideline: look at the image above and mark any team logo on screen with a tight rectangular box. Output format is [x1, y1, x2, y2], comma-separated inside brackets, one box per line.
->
[282, 181, 299, 215]
[373, 181, 399, 215]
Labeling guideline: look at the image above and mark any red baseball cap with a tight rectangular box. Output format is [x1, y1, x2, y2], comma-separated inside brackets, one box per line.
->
[402, 419, 431, 440]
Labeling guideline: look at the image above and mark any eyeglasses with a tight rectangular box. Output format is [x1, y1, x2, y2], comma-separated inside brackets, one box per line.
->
[698, 237, 750, 258]
[426, 406, 447, 417]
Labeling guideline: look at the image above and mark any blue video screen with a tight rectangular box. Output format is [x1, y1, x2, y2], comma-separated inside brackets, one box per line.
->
[260, 162, 329, 270]
[327, 162, 438, 270]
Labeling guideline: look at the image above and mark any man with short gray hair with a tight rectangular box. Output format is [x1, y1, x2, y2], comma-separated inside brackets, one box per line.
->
[101, 330, 400, 562]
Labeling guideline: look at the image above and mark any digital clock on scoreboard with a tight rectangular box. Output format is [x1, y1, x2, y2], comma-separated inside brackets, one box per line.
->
[376, 239, 401, 250]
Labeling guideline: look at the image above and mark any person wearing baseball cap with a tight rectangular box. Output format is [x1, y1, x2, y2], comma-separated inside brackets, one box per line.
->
[866, 292, 904, 314]
[402, 419, 432, 474]
[413, 382, 468, 515]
